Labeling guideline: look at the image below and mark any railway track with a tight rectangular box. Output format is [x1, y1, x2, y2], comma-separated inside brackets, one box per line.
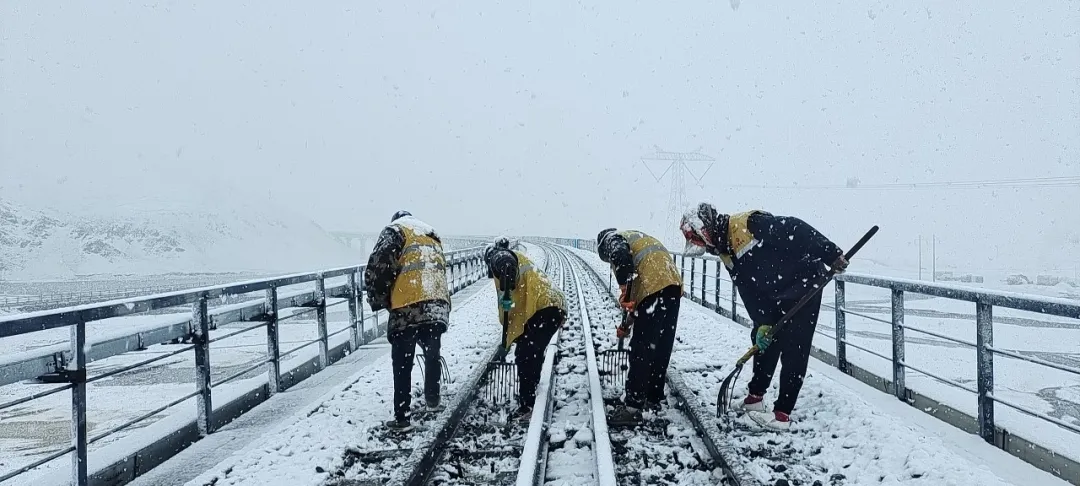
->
[320, 243, 751, 486]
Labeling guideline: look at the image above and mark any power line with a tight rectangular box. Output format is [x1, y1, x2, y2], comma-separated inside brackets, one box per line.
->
[715, 175, 1080, 190]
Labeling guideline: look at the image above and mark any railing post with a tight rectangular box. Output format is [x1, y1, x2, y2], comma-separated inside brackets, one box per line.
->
[315, 275, 329, 370]
[977, 302, 996, 444]
[689, 258, 696, 300]
[70, 320, 88, 486]
[193, 292, 213, 435]
[265, 285, 282, 395]
[358, 275, 367, 344]
[347, 272, 360, 351]
[714, 268, 721, 310]
[701, 259, 707, 303]
[835, 280, 848, 374]
[730, 284, 738, 319]
[891, 289, 907, 401]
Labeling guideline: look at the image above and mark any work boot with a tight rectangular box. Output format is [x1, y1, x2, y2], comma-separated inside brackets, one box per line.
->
[608, 405, 643, 426]
[738, 394, 767, 413]
[512, 405, 534, 424]
[384, 418, 413, 433]
[425, 397, 443, 413]
[748, 410, 791, 431]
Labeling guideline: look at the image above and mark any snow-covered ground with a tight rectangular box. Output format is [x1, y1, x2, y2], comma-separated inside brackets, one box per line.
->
[1, 300, 371, 484]
[566, 246, 1071, 486]
[183, 283, 498, 486]
[674, 254, 1080, 466]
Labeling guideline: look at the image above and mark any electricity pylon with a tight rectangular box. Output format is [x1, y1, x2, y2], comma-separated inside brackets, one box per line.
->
[640, 147, 716, 247]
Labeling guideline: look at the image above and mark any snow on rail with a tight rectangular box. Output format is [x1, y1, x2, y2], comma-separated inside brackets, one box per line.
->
[568, 252, 620, 486]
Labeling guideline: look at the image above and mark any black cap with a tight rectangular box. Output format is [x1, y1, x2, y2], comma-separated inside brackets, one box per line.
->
[494, 236, 510, 249]
[391, 210, 412, 222]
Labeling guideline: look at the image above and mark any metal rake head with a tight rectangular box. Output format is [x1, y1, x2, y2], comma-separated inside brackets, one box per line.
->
[598, 348, 630, 391]
[415, 354, 453, 384]
[716, 363, 743, 418]
[483, 361, 518, 405]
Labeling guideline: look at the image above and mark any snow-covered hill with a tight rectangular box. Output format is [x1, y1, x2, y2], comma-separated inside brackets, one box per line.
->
[0, 198, 363, 280]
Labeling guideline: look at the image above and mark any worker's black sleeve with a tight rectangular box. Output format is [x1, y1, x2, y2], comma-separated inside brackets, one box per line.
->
[363, 226, 405, 311]
[750, 213, 843, 264]
[599, 233, 635, 285]
[489, 249, 519, 293]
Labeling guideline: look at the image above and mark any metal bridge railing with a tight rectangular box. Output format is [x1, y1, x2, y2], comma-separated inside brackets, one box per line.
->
[0, 247, 486, 486]
[671, 252, 1080, 485]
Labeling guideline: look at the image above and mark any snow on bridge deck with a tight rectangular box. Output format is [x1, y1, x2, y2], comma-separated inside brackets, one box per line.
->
[19, 244, 1068, 486]
[567, 247, 1071, 486]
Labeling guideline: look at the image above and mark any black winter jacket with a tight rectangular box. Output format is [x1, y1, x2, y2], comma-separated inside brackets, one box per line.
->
[700, 209, 842, 324]
[363, 223, 450, 338]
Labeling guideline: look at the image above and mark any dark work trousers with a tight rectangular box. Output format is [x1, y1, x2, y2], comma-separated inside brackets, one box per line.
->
[747, 290, 823, 414]
[390, 325, 443, 422]
[514, 307, 565, 409]
[625, 285, 682, 410]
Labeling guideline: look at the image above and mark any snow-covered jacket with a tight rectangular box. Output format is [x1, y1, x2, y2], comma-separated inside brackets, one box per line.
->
[364, 216, 450, 337]
[697, 204, 842, 324]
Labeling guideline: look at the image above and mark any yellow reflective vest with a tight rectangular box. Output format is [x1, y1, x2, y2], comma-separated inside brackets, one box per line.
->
[494, 251, 566, 349]
[717, 210, 763, 270]
[390, 223, 450, 310]
[618, 230, 682, 304]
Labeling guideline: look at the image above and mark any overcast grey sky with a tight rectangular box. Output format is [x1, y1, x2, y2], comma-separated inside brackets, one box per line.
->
[2, 1, 1078, 273]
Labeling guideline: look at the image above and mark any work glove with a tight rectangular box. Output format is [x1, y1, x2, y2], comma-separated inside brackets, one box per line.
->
[619, 284, 628, 302]
[831, 255, 849, 274]
[499, 297, 513, 311]
[620, 300, 636, 312]
[754, 325, 774, 351]
[616, 324, 631, 339]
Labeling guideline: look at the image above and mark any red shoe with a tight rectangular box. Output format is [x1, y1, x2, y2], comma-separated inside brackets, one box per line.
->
[738, 393, 766, 412]
[749, 410, 791, 431]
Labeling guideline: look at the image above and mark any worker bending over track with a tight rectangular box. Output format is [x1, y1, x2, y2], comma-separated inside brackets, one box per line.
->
[484, 238, 567, 423]
[680, 203, 848, 431]
[596, 228, 683, 426]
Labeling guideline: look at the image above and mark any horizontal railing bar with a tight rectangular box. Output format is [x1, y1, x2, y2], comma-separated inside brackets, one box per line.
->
[325, 299, 349, 309]
[988, 346, 1080, 377]
[279, 338, 322, 359]
[837, 272, 1080, 320]
[839, 338, 893, 362]
[207, 322, 268, 345]
[0, 383, 74, 412]
[212, 359, 270, 388]
[88, 389, 202, 445]
[86, 345, 195, 384]
[823, 304, 893, 325]
[327, 325, 354, 339]
[989, 393, 1080, 436]
[899, 324, 977, 348]
[900, 360, 978, 394]
[277, 307, 318, 322]
[0, 444, 77, 482]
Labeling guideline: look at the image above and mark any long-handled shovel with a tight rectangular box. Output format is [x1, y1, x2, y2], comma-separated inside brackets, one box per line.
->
[716, 225, 879, 417]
